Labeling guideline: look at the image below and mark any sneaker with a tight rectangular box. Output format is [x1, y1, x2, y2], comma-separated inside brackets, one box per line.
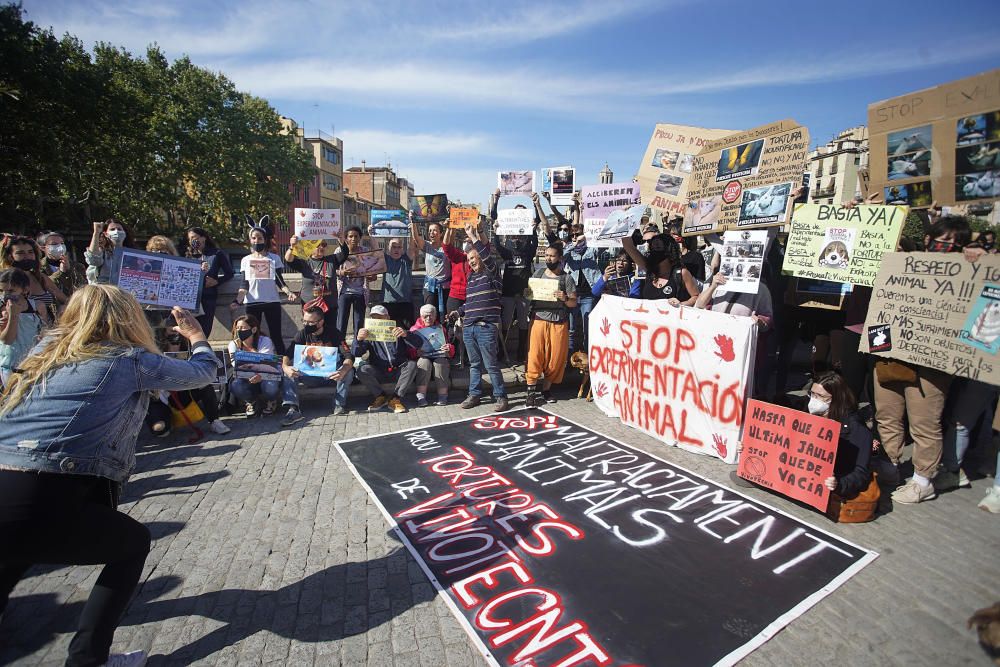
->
[461, 395, 481, 409]
[368, 395, 389, 412]
[388, 397, 407, 414]
[435, 395, 449, 406]
[262, 400, 277, 416]
[416, 396, 429, 408]
[245, 402, 256, 417]
[525, 392, 539, 408]
[493, 397, 510, 412]
[332, 405, 347, 416]
[541, 390, 556, 404]
[208, 419, 231, 434]
[280, 407, 303, 427]
[933, 468, 971, 491]
[978, 487, 1000, 513]
[891, 479, 937, 504]
[102, 651, 148, 667]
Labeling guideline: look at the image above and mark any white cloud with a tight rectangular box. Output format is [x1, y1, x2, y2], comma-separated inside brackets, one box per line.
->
[338, 129, 518, 165]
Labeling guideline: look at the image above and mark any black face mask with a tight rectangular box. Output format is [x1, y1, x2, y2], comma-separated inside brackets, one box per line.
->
[252, 242, 267, 253]
[237, 329, 254, 341]
[12, 259, 37, 272]
[302, 324, 318, 335]
[546, 261, 561, 272]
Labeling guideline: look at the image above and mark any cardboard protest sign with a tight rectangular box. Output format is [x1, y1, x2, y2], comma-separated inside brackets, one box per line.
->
[739, 400, 840, 512]
[113, 248, 203, 310]
[596, 203, 647, 242]
[337, 410, 875, 667]
[414, 325, 448, 357]
[637, 123, 734, 218]
[364, 318, 398, 343]
[589, 296, 757, 463]
[370, 209, 409, 237]
[292, 345, 340, 377]
[548, 165, 575, 206]
[494, 208, 535, 236]
[342, 249, 387, 276]
[718, 229, 768, 294]
[581, 183, 641, 248]
[233, 351, 282, 380]
[498, 170, 535, 195]
[860, 252, 1000, 386]
[411, 194, 448, 223]
[526, 277, 560, 302]
[783, 204, 907, 287]
[868, 68, 1000, 207]
[447, 206, 479, 230]
[294, 208, 342, 239]
[683, 119, 809, 235]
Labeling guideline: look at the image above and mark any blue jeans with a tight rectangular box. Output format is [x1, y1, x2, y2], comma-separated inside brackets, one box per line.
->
[337, 292, 366, 339]
[230, 377, 281, 405]
[283, 369, 353, 409]
[464, 322, 506, 399]
[569, 295, 595, 353]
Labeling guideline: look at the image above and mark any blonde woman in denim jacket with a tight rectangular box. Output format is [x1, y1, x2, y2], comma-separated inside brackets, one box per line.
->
[0, 285, 218, 667]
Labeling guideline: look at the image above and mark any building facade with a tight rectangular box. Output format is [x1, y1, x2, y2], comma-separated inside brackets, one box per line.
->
[303, 131, 344, 210]
[806, 127, 869, 204]
[398, 177, 414, 212]
[344, 163, 402, 209]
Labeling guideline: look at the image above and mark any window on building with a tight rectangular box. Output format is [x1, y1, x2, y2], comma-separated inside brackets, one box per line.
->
[830, 158, 839, 175]
[323, 174, 342, 191]
[322, 146, 341, 165]
[303, 186, 310, 202]
[816, 159, 824, 178]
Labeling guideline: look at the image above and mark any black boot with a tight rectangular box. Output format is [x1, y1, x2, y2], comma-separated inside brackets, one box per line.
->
[525, 384, 539, 408]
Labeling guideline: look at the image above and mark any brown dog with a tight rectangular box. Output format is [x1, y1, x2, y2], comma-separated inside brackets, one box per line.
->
[970, 602, 1000, 664]
[570, 351, 592, 401]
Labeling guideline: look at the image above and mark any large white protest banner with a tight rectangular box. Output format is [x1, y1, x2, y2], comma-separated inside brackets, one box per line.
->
[588, 296, 757, 463]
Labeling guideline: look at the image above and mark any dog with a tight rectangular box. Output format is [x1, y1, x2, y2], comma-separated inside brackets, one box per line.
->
[569, 351, 592, 401]
[819, 240, 851, 269]
[969, 602, 1000, 664]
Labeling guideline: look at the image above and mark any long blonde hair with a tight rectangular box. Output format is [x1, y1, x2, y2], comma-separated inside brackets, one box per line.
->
[1, 285, 160, 415]
[145, 235, 178, 256]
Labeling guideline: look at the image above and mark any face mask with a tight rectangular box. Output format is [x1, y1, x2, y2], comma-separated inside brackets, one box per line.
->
[546, 261, 561, 272]
[47, 244, 66, 259]
[808, 396, 831, 415]
[252, 242, 267, 253]
[558, 231, 570, 241]
[107, 230, 126, 244]
[12, 259, 37, 272]
[237, 329, 254, 341]
[189, 240, 202, 251]
[927, 239, 957, 253]
[302, 324, 318, 335]
[984, 241, 995, 251]
[637, 243, 650, 256]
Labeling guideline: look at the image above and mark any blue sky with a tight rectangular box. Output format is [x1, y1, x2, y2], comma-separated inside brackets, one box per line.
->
[20, 0, 1000, 209]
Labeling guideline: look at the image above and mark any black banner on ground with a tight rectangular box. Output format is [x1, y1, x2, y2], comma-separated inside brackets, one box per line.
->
[336, 409, 877, 666]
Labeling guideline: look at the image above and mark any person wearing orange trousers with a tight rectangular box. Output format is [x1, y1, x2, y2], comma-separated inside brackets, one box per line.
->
[526, 245, 577, 406]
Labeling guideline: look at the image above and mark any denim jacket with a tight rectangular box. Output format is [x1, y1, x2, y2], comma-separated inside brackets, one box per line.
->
[0, 341, 218, 483]
[563, 239, 605, 293]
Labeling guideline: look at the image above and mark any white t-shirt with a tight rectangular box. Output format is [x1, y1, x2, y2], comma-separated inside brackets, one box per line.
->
[227, 335, 276, 365]
[240, 253, 283, 304]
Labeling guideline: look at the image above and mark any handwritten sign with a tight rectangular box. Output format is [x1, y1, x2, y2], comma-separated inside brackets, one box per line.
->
[581, 182, 641, 248]
[739, 400, 840, 512]
[294, 208, 342, 239]
[342, 249, 387, 276]
[637, 123, 733, 218]
[337, 411, 875, 666]
[364, 318, 398, 343]
[448, 206, 479, 229]
[718, 229, 767, 294]
[498, 170, 535, 195]
[596, 204, 647, 241]
[868, 68, 1000, 207]
[588, 296, 757, 463]
[526, 277, 560, 302]
[783, 204, 907, 287]
[495, 208, 535, 236]
[292, 345, 340, 377]
[113, 248, 202, 311]
[859, 252, 1000, 386]
[683, 119, 809, 235]
[370, 209, 409, 237]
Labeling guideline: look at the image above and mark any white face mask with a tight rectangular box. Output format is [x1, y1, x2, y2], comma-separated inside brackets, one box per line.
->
[807, 396, 830, 415]
[47, 244, 67, 259]
[107, 230, 126, 244]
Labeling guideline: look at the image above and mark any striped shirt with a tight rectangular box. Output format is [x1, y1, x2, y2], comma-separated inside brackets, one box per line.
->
[458, 240, 502, 324]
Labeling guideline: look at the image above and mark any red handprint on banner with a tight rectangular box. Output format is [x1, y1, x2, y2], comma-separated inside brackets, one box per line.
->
[711, 434, 728, 459]
[713, 334, 735, 362]
[600, 317, 611, 337]
[596, 382, 608, 399]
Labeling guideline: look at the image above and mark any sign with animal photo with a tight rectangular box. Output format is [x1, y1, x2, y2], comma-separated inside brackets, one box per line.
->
[596, 204, 647, 241]
[293, 208, 342, 239]
[414, 325, 448, 358]
[637, 123, 733, 218]
[739, 400, 840, 512]
[113, 248, 203, 311]
[411, 194, 448, 223]
[495, 208, 535, 236]
[548, 165, 575, 206]
[233, 351, 282, 380]
[497, 170, 535, 195]
[860, 252, 1000, 386]
[448, 206, 479, 230]
[588, 296, 758, 463]
[868, 68, 1000, 206]
[337, 410, 876, 667]
[683, 120, 809, 235]
[292, 345, 340, 377]
[364, 318, 398, 343]
[291, 239, 339, 260]
[581, 183, 641, 248]
[783, 204, 907, 287]
[370, 209, 409, 237]
[247, 258, 274, 280]
[342, 249, 387, 276]
[718, 229, 767, 294]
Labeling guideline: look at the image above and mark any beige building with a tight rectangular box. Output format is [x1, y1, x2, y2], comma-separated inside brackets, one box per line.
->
[398, 177, 414, 212]
[807, 127, 869, 204]
[303, 131, 344, 209]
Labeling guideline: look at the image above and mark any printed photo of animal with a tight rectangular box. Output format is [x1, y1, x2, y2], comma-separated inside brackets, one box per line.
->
[887, 125, 932, 155]
[888, 150, 931, 180]
[739, 183, 790, 220]
[957, 171, 1000, 201]
[716, 139, 764, 179]
[957, 142, 1000, 173]
[818, 240, 851, 269]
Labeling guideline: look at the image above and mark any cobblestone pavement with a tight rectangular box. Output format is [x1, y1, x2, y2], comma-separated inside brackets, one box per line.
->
[2, 386, 999, 666]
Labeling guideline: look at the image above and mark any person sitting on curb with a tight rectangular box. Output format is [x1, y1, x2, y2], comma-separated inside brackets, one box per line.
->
[353, 305, 419, 414]
[410, 304, 455, 407]
[280, 306, 356, 423]
[449, 222, 509, 412]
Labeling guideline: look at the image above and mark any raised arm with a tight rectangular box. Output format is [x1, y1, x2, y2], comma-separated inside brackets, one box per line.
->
[621, 231, 648, 271]
[489, 188, 500, 222]
[410, 212, 426, 252]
